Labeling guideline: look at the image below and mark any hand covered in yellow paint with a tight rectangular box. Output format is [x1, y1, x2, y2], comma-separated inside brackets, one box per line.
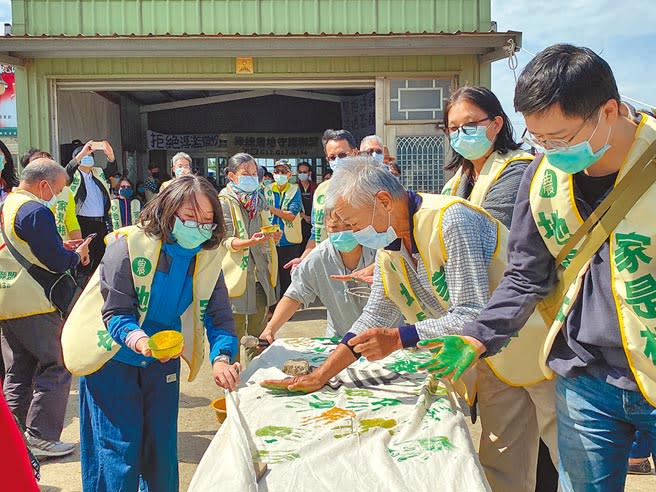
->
[260, 374, 325, 394]
[348, 328, 402, 361]
[417, 336, 486, 381]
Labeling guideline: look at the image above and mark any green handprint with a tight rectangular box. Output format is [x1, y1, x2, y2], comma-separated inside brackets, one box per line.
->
[256, 449, 300, 464]
[255, 425, 306, 443]
[417, 336, 478, 381]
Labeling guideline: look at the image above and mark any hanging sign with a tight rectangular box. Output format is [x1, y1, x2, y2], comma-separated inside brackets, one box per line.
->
[0, 65, 16, 137]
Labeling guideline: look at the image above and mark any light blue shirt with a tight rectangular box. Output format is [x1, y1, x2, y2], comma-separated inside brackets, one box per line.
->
[77, 169, 105, 217]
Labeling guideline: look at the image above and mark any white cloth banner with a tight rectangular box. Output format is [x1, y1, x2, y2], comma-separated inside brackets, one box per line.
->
[189, 338, 491, 492]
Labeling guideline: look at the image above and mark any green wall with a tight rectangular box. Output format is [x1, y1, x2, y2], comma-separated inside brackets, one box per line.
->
[16, 54, 486, 153]
[12, 0, 492, 36]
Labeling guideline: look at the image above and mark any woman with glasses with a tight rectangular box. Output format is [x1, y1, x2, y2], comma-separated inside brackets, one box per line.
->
[442, 86, 559, 492]
[76, 175, 239, 492]
[110, 177, 142, 228]
[442, 86, 534, 228]
[220, 153, 280, 364]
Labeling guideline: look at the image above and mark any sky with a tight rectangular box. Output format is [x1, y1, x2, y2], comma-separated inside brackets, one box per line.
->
[0, 0, 653, 131]
[490, 0, 656, 130]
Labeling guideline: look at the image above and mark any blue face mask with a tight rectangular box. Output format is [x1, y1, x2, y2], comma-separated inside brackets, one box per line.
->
[263, 179, 274, 186]
[543, 112, 612, 174]
[172, 216, 213, 249]
[298, 172, 309, 182]
[175, 167, 190, 178]
[119, 188, 134, 199]
[80, 155, 94, 168]
[330, 157, 347, 172]
[234, 175, 259, 193]
[372, 152, 385, 164]
[274, 174, 288, 186]
[0, 154, 5, 173]
[329, 230, 359, 253]
[449, 125, 493, 161]
[353, 200, 398, 250]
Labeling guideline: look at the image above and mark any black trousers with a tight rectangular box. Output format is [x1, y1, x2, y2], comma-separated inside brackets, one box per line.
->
[536, 438, 558, 492]
[276, 244, 301, 300]
[300, 220, 312, 252]
[76, 216, 109, 282]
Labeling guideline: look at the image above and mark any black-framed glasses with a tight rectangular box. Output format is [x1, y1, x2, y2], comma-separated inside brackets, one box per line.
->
[327, 152, 350, 161]
[446, 117, 491, 137]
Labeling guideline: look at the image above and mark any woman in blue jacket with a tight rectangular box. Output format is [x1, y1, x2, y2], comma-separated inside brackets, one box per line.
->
[79, 176, 240, 492]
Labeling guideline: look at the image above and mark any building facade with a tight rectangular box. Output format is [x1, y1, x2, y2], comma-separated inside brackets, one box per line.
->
[0, 0, 521, 191]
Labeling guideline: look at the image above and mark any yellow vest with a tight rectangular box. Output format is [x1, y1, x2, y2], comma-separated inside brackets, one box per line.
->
[264, 183, 302, 244]
[218, 193, 278, 298]
[110, 198, 141, 230]
[61, 226, 226, 382]
[442, 149, 534, 204]
[70, 167, 110, 201]
[529, 113, 656, 405]
[312, 180, 330, 244]
[51, 187, 71, 240]
[0, 190, 58, 319]
[159, 179, 173, 192]
[377, 194, 549, 402]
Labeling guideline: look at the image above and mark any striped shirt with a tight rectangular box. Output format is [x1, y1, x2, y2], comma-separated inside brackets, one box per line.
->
[344, 193, 497, 347]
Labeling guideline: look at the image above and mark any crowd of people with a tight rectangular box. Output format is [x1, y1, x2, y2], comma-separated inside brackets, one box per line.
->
[0, 42, 654, 492]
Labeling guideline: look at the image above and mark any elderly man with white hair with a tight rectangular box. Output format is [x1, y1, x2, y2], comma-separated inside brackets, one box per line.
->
[0, 159, 92, 458]
[262, 156, 557, 492]
[159, 152, 193, 192]
[359, 134, 385, 165]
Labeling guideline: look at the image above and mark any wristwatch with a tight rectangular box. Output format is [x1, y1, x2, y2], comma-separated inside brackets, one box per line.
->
[214, 354, 230, 365]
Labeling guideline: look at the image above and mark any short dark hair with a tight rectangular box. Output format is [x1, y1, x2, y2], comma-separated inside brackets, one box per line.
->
[321, 129, 357, 150]
[444, 86, 521, 172]
[21, 148, 53, 168]
[297, 161, 311, 172]
[138, 175, 225, 250]
[514, 44, 620, 118]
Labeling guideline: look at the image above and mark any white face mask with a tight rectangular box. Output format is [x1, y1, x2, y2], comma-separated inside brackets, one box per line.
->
[40, 182, 58, 209]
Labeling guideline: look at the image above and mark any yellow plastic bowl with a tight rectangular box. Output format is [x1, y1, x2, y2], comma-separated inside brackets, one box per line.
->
[148, 330, 184, 360]
[211, 397, 227, 423]
[260, 224, 280, 234]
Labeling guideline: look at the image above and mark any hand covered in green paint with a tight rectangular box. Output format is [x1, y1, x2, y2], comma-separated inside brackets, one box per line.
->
[260, 374, 325, 394]
[417, 336, 485, 381]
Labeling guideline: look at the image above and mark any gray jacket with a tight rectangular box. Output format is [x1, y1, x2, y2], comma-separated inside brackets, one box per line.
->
[219, 186, 277, 314]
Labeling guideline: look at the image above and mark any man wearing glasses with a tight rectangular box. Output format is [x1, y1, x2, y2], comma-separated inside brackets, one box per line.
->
[423, 44, 656, 492]
[283, 129, 359, 271]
